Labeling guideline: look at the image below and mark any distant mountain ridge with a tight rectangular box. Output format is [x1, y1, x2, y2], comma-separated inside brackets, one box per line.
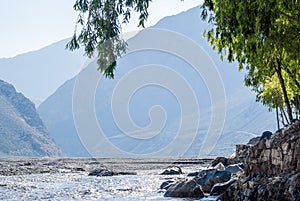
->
[0, 80, 63, 157]
[38, 6, 276, 157]
[0, 38, 86, 103]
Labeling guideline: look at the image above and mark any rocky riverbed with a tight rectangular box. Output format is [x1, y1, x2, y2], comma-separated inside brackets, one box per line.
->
[0, 157, 218, 200]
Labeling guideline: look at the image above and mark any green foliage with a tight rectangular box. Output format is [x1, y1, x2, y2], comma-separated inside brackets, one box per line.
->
[201, 0, 300, 123]
[66, 0, 152, 78]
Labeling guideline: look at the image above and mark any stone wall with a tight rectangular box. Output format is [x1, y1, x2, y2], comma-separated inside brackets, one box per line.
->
[220, 121, 300, 200]
[246, 121, 300, 176]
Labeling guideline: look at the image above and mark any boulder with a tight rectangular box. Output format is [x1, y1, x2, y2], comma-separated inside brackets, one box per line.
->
[289, 173, 300, 199]
[198, 169, 214, 178]
[220, 174, 300, 201]
[161, 166, 182, 175]
[211, 157, 228, 167]
[164, 178, 204, 198]
[195, 169, 231, 193]
[160, 180, 175, 190]
[187, 171, 199, 177]
[260, 131, 273, 140]
[214, 162, 225, 171]
[88, 169, 114, 176]
[247, 136, 260, 146]
[225, 164, 243, 174]
[210, 179, 236, 196]
[117, 171, 137, 175]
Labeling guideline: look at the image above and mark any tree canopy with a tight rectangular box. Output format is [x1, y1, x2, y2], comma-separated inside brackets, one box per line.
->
[201, 0, 300, 125]
[67, 0, 152, 78]
[68, 0, 300, 126]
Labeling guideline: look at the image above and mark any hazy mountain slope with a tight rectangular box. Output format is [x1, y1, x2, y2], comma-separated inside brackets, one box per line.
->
[38, 6, 276, 157]
[0, 80, 63, 157]
[38, 78, 90, 156]
[0, 39, 85, 103]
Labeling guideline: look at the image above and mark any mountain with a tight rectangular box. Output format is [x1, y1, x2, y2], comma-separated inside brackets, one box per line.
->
[0, 80, 63, 157]
[38, 6, 277, 157]
[0, 39, 86, 104]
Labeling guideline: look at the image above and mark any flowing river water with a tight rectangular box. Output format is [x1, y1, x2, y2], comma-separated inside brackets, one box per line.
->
[0, 158, 217, 200]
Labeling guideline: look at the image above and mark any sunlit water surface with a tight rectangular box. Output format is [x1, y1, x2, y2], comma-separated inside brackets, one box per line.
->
[0, 170, 217, 200]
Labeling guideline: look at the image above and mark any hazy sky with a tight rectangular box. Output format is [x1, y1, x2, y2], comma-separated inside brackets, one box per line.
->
[0, 0, 202, 58]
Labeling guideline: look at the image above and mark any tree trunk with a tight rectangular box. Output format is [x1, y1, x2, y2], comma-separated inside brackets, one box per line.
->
[280, 108, 286, 125]
[276, 106, 280, 130]
[285, 67, 300, 114]
[292, 95, 300, 115]
[281, 107, 290, 125]
[285, 67, 300, 90]
[275, 59, 293, 123]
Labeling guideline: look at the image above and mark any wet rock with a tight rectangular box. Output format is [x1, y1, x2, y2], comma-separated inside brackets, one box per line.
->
[161, 166, 182, 175]
[214, 162, 225, 171]
[195, 169, 231, 193]
[211, 157, 228, 167]
[88, 169, 114, 176]
[219, 174, 300, 201]
[117, 171, 137, 175]
[210, 179, 236, 196]
[198, 169, 214, 178]
[98, 169, 114, 177]
[74, 167, 85, 172]
[160, 180, 175, 190]
[187, 172, 199, 177]
[225, 164, 243, 174]
[164, 178, 204, 198]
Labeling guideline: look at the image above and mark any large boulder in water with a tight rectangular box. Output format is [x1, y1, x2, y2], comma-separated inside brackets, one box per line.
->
[164, 178, 204, 198]
[225, 164, 243, 174]
[161, 166, 182, 175]
[211, 157, 228, 167]
[195, 169, 231, 193]
[88, 169, 114, 176]
[160, 180, 175, 190]
[210, 179, 236, 196]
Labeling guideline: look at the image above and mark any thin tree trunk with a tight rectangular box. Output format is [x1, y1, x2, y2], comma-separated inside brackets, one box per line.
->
[276, 106, 280, 130]
[285, 67, 300, 114]
[275, 59, 293, 123]
[285, 67, 300, 90]
[280, 108, 286, 125]
[281, 108, 289, 125]
[292, 95, 300, 115]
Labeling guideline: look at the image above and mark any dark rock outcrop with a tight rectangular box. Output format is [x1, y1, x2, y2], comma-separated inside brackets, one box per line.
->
[210, 179, 236, 196]
[164, 178, 204, 198]
[220, 174, 300, 201]
[246, 123, 300, 175]
[220, 122, 300, 200]
[195, 169, 231, 193]
[211, 157, 228, 167]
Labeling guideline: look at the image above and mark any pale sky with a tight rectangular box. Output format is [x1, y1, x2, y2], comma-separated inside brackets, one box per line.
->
[0, 0, 202, 58]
